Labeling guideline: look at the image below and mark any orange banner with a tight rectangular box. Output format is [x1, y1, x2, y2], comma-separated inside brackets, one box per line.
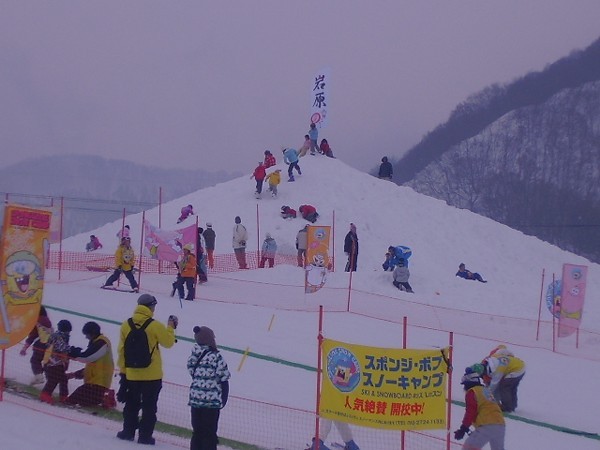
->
[0, 205, 51, 349]
[305, 225, 331, 294]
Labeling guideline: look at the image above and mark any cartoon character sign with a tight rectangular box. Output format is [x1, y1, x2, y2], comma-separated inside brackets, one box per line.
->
[326, 346, 361, 393]
[0, 205, 51, 349]
[305, 225, 331, 294]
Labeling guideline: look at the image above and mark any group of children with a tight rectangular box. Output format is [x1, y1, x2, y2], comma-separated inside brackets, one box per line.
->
[251, 155, 281, 199]
[20, 307, 115, 408]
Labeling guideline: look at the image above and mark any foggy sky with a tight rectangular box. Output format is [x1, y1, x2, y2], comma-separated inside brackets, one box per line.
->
[1, 1, 599, 175]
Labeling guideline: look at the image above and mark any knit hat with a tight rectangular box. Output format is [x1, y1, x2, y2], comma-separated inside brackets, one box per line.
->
[265, 232, 272, 239]
[264, 150, 271, 155]
[137, 294, 157, 307]
[206, 222, 212, 228]
[193, 326, 217, 350]
[235, 216, 241, 224]
[460, 366, 482, 386]
[350, 223, 357, 233]
[183, 243, 194, 252]
[82, 321, 101, 337]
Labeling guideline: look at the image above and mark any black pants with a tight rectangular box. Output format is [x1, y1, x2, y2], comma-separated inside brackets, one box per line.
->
[122, 379, 162, 440]
[494, 374, 524, 412]
[190, 407, 220, 450]
[43, 364, 68, 398]
[287, 161, 300, 177]
[66, 383, 106, 407]
[105, 269, 138, 290]
[345, 253, 358, 272]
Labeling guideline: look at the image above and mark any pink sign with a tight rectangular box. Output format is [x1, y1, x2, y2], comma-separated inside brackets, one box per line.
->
[558, 263, 587, 337]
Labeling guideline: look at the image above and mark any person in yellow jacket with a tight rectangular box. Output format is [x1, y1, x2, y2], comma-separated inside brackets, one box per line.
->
[103, 236, 139, 292]
[265, 169, 282, 198]
[174, 244, 197, 301]
[65, 321, 114, 407]
[454, 367, 506, 450]
[483, 345, 526, 413]
[116, 294, 177, 445]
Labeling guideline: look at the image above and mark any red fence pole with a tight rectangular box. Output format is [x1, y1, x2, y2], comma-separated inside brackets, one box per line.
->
[401, 316, 407, 450]
[58, 197, 64, 281]
[136, 211, 145, 290]
[446, 332, 454, 450]
[314, 306, 324, 448]
[158, 187, 163, 274]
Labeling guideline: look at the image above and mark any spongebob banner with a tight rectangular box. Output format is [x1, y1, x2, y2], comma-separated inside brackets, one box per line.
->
[305, 225, 331, 294]
[320, 338, 448, 430]
[142, 220, 197, 263]
[0, 205, 51, 349]
[558, 263, 587, 337]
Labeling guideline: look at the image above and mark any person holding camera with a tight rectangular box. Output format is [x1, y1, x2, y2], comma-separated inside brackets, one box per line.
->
[116, 294, 178, 445]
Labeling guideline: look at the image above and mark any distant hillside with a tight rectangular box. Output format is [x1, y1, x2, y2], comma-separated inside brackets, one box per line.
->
[387, 36, 600, 184]
[0, 154, 241, 237]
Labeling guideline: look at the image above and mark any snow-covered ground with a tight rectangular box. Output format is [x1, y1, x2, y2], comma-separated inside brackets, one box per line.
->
[2, 156, 599, 449]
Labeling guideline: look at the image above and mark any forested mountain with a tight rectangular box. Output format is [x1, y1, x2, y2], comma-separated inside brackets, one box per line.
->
[0, 155, 240, 237]
[397, 37, 600, 262]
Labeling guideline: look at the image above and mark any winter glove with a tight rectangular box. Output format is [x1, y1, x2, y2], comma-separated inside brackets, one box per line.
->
[19, 344, 30, 356]
[168, 315, 179, 329]
[454, 425, 470, 440]
[69, 346, 82, 358]
[66, 369, 84, 380]
[116, 373, 129, 403]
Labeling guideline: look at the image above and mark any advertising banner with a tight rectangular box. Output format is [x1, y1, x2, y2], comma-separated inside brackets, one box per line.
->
[305, 225, 331, 294]
[142, 220, 197, 263]
[320, 338, 448, 430]
[0, 205, 51, 349]
[558, 263, 587, 337]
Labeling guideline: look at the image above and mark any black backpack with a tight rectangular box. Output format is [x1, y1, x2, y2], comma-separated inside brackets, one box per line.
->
[124, 318, 154, 368]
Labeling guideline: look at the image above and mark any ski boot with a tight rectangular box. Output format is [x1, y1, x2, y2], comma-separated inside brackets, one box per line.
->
[308, 438, 330, 450]
[344, 440, 360, 450]
[288, 176, 295, 182]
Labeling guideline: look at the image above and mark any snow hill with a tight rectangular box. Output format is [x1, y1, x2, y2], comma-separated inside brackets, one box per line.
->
[33, 154, 600, 448]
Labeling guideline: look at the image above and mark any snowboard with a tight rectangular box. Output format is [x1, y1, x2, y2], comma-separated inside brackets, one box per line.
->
[100, 285, 137, 293]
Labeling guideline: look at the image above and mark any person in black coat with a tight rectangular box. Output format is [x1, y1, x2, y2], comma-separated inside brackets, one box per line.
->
[378, 156, 393, 180]
[343, 223, 359, 272]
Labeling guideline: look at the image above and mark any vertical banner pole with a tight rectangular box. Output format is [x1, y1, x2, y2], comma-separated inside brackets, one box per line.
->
[401, 316, 407, 450]
[314, 305, 324, 449]
[58, 197, 64, 281]
[158, 187, 163, 274]
[256, 203, 260, 267]
[535, 268, 546, 341]
[137, 211, 145, 290]
[0, 349, 5, 401]
[446, 332, 454, 450]
[332, 210, 336, 272]
[346, 268, 353, 312]
[552, 273, 556, 353]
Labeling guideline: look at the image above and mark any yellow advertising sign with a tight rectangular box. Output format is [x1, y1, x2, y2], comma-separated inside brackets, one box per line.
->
[320, 338, 448, 430]
[0, 205, 51, 349]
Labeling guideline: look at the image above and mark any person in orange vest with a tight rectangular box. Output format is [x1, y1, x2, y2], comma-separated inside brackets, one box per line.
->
[174, 244, 197, 301]
[454, 367, 506, 449]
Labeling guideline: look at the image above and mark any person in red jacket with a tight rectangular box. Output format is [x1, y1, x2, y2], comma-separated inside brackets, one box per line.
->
[251, 161, 267, 197]
[299, 205, 319, 223]
[264, 150, 276, 168]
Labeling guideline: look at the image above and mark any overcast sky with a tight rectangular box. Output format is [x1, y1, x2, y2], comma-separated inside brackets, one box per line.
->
[1, 1, 599, 175]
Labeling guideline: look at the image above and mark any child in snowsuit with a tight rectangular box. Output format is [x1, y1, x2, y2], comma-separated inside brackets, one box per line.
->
[282, 147, 301, 181]
[103, 237, 139, 292]
[382, 245, 412, 271]
[259, 233, 278, 268]
[482, 345, 525, 412]
[265, 169, 282, 198]
[456, 263, 487, 283]
[174, 244, 197, 300]
[178, 205, 194, 223]
[319, 139, 334, 158]
[392, 259, 414, 293]
[196, 228, 208, 283]
[281, 205, 297, 219]
[40, 319, 73, 404]
[86, 235, 103, 252]
[20, 306, 53, 385]
[299, 204, 319, 223]
[264, 150, 276, 168]
[454, 368, 506, 449]
[298, 135, 311, 157]
[250, 161, 267, 196]
[308, 123, 319, 155]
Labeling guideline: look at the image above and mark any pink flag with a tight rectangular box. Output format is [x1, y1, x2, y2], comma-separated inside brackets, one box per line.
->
[142, 220, 196, 262]
[558, 263, 587, 337]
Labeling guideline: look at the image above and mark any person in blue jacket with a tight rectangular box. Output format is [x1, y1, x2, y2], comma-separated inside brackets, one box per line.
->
[282, 147, 301, 182]
[382, 245, 412, 271]
[456, 263, 487, 283]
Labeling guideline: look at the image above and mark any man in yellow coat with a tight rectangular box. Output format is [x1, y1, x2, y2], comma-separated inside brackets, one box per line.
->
[116, 294, 177, 445]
